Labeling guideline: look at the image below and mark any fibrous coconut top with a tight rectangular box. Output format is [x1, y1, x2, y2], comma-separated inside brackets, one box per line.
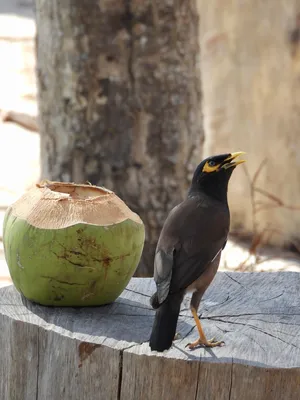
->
[9, 181, 143, 229]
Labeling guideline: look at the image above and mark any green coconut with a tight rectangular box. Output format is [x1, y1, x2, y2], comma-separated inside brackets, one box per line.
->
[3, 181, 145, 306]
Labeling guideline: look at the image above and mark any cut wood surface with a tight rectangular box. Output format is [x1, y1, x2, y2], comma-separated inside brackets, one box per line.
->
[0, 272, 299, 400]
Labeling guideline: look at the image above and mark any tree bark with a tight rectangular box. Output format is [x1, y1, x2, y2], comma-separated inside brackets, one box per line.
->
[35, 0, 202, 276]
[198, 0, 300, 249]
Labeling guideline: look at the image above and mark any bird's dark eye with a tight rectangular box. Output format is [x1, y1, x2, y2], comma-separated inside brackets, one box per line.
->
[208, 160, 216, 167]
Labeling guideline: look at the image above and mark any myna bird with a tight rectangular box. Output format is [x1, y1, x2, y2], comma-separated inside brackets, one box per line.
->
[149, 152, 245, 352]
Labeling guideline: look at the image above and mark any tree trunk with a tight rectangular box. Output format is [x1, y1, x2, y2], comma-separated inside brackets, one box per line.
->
[198, 0, 300, 249]
[35, 0, 202, 276]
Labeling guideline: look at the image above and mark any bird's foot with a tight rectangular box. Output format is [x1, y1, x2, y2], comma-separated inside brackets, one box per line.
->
[186, 337, 224, 349]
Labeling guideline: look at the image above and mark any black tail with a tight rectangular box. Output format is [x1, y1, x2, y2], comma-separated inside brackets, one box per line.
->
[149, 293, 183, 352]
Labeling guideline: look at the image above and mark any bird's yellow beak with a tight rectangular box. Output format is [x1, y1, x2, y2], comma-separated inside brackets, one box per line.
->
[222, 152, 246, 169]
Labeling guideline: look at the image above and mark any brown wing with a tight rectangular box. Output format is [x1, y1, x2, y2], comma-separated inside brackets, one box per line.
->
[153, 196, 229, 304]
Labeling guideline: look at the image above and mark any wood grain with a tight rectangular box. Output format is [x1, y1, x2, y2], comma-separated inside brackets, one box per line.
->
[0, 272, 299, 399]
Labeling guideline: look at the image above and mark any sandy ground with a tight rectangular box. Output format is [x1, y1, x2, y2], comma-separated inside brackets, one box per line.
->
[0, 1, 299, 289]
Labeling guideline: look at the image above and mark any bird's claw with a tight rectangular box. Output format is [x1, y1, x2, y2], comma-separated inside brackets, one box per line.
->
[186, 337, 224, 349]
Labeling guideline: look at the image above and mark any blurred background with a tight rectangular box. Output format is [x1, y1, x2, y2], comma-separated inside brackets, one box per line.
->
[1, 0, 300, 284]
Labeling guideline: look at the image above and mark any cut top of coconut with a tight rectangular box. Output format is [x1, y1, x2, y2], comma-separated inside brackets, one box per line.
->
[9, 182, 143, 229]
[38, 181, 113, 200]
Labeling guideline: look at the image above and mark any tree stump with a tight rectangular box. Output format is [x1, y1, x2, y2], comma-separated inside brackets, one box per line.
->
[0, 272, 299, 400]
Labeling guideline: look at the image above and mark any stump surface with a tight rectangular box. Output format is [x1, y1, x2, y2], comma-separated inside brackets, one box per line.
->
[0, 272, 300, 399]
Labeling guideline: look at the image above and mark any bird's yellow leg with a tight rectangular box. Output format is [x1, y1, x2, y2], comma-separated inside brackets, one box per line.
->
[187, 307, 224, 349]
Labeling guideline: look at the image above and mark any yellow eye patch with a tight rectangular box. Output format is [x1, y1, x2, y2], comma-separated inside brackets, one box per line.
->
[202, 161, 220, 173]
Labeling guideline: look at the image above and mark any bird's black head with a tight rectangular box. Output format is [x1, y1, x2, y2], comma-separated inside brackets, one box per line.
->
[189, 152, 246, 202]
